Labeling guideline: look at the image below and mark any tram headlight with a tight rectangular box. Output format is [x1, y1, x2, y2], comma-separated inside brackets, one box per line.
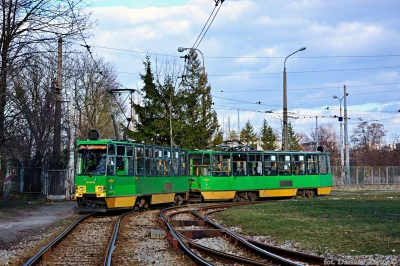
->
[98, 187, 103, 192]
[79, 187, 84, 192]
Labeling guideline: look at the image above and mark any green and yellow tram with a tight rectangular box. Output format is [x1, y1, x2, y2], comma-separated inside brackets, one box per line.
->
[75, 139, 189, 211]
[75, 137, 332, 211]
[187, 150, 332, 202]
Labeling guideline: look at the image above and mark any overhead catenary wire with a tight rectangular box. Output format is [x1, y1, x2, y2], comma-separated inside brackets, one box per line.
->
[195, 0, 224, 49]
[65, 41, 400, 59]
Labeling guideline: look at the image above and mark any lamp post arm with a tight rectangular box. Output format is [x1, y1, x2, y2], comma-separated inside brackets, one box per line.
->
[284, 50, 300, 70]
[191, 48, 205, 76]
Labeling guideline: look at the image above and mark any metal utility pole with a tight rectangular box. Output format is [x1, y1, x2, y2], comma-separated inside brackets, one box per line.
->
[344, 85, 350, 184]
[283, 46, 306, 150]
[53, 37, 62, 161]
[228, 116, 231, 139]
[316, 116, 318, 149]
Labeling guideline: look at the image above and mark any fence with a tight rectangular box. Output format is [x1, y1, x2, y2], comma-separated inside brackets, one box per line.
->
[332, 166, 400, 185]
[3, 167, 71, 199]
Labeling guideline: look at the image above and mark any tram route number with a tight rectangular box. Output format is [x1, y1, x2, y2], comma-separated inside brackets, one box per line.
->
[86, 181, 95, 184]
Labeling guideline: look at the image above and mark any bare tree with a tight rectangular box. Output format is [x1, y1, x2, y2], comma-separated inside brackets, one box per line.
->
[351, 121, 386, 150]
[306, 123, 340, 165]
[0, 0, 93, 196]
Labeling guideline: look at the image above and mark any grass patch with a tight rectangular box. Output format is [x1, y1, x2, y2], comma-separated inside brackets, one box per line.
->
[213, 192, 400, 255]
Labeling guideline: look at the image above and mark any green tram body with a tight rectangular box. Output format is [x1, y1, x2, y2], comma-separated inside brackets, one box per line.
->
[74, 139, 332, 211]
[187, 150, 332, 202]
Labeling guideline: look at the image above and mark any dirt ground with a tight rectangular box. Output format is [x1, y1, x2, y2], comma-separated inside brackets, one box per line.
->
[0, 200, 78, 250]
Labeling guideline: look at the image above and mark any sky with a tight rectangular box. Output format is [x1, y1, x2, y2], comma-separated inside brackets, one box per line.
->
[79, 0, 400, 145]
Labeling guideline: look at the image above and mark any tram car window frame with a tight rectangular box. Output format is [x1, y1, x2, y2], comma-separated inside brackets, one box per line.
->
[135, 145, 145, 176]
[278, 154, 292, 176]
[145, 146, 154, 176]
[248, 153, 262, 176]
[293, 154, 305, 176]
[171, 150, 180, 176]
[212, 153, 231, 176]
[318, 154, 328, 174]
[180, 151, 188, 176]
[107, 144, 116, 176]
[154, 148, 163, 177]
[233, 153, 247, 176]
[306, 154, 319, 175]
[116, 145, 127, 176]
[202, 153, 211, 176]
[189, 153, 202, 177]
[164, 148, 172, 176]
[126, 145, 134, 176]
[264, 153, 277, 176]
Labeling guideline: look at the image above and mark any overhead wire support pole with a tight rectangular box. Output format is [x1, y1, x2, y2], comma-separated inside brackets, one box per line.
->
[53, 37, 62, 164]
[344, 85, 350, 184]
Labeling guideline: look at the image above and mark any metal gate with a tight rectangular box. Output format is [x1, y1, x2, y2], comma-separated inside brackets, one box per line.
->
[44, 169, 69, 200]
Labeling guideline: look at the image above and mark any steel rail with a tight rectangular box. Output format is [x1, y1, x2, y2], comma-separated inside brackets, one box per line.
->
[161, 203, 301, 266]
[160, 206, 213, 266]
[192, 208, 302, 266]
[104, 212, 132, 266]
[201, 209, 358, 266]
[24, 213, 93, 266]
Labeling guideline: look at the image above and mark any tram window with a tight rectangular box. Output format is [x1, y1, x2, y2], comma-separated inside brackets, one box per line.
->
[108, 144, 115, 155]
[164, 149, 172, 176]
[202, 154, 211, 176]
[77, 144, 107, 176]
[248, 153, 262, 176]
[319, 154, 327, 174]
[307, 154, 319, 175]
[172, 150, 179, 176]
[293, 154, 305, 176]
[145, 147, 154, 176]
[135, 146, 144, 176]
[278, 154, 292, 176]
[264, 154, 277, 176]
[126, 146, 134, 176]
[233, 153, 247, 176]
[189, 154, 202, 176]
[212, 154, 231, 176]
[326, 154, 332, 174]
[107, 156, 115, 176]
[116, 146, 127, 176]
[180, 151, 188, 175]
[154, 148, 163, 176]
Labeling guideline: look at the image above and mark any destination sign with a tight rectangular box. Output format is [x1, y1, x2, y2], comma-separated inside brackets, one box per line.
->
[78, 145, 107, 150]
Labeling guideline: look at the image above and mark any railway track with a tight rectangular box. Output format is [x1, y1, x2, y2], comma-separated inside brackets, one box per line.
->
[24, 212, 128, 266]
[160, 203, 356, 266]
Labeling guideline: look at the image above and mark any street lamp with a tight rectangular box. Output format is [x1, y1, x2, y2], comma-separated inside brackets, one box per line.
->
[283, 46, 306, 150]
[177, 47, 205, 76]
[333, 93, 349, 179]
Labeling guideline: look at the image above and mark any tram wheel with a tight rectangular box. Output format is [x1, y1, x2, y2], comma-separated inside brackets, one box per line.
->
[306, 190, 315, 198]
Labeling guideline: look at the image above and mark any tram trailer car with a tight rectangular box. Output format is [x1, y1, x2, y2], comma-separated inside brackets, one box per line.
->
[75, 139, 190, 211]
[187, 150, 332, 202]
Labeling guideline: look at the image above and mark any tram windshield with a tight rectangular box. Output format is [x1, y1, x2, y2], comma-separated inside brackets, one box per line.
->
[77, 144, 108, 175]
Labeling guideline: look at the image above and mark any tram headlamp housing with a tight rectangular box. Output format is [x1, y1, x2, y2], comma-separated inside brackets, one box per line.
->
[98, 187, 103, 192]
[79, 187, 84, 192]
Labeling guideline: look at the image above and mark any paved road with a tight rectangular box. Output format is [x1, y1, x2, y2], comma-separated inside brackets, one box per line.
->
[0, 201, 77, 249]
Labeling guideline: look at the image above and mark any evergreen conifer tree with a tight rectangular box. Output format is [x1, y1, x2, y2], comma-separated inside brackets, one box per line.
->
[178, 50, 218, 149]
[131, 56, 183, 146]
[240, 119, 257, 149]
[288, 122, 301, 150]
[260, 118, 277, 150]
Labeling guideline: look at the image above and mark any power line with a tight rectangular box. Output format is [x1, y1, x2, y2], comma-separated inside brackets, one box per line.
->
[195, 0, 224, 49]
[116, 65, 400, 77]
[66, 42, 400, 59]
[191, 4, 217, 49]
[215, 82, 400, 92]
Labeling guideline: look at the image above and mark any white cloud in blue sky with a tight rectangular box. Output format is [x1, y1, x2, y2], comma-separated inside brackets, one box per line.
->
[81, 0, 400, 144]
